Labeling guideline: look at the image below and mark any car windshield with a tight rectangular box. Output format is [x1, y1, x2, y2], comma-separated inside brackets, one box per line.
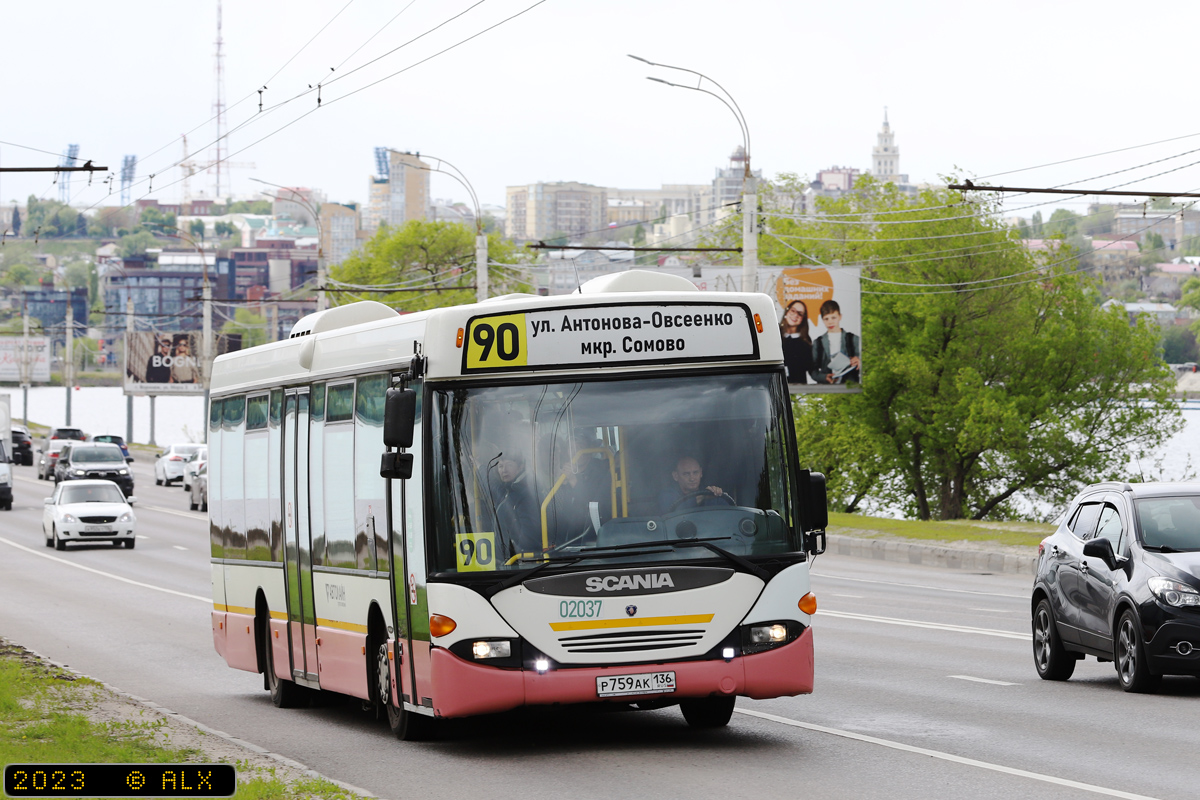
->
[72, 447, 125, 464]
[54, 429, 85, 440]
[61, 484, 126, 504]
[174, 445, 202, 456]
[94, 436, 123, 445]
[429, 371, 800, 575]
[1136, 496, 1200, 551]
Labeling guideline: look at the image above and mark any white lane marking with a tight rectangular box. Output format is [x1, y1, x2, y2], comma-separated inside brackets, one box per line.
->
[735, 708, 1161, 800]
[968, 607, 1014, 613]
[832, 593, 864, 598]
[0, 536, 209, 603]
[812, 570, 1026, 599]
[173, 545, 188, 551]
[820, 608, 1031, 641]
[138, 504, 206, 521]
[949, 675, 1019, 686]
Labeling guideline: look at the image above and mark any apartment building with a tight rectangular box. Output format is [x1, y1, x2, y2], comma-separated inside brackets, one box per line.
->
[505, 181, 607, 241]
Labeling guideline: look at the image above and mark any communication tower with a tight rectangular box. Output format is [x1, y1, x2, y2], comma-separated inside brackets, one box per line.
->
[120, 156, 137, 206]
[210, 0, 228, 199]
[59, 144, 80, 203]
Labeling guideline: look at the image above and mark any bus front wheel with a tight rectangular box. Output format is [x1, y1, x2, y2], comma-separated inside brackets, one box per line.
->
[680, 696, 736, 729]
[267, 657, 304, 708]
[376, 642, 437, 741]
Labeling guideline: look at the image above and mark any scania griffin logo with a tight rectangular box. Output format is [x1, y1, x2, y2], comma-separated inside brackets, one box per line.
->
[625, 605, 637, 617]
[585, 573, 675, 593]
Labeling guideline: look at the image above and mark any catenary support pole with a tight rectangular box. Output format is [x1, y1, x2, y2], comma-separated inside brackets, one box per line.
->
[476, 233, 489, 302]
[126, 297, 134, 444]
[742, 176, 758, 292]
[65, 301, 74, 425]
[149, 396, 156, 447]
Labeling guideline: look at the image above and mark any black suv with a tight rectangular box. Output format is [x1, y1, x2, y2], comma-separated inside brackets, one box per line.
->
[11, 429, 34, 466]
[1033, 481, 1200, 692]
[53, 442, 134, 496]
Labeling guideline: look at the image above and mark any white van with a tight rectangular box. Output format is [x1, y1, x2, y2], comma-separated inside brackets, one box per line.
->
[0, 440, 12, 511]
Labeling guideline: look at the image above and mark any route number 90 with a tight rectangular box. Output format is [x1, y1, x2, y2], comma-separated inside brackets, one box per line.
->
[465, 314, 528, 370]
[455, 532, 497, 572]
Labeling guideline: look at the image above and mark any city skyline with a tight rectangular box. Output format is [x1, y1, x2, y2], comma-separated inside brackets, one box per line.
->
[4, 1, 1198, 223]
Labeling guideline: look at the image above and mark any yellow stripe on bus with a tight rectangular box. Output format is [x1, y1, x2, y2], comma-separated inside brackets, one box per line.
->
[212, 604, 287, 621]
[550, 614, 714, 632]
[316, 618, 370, 634]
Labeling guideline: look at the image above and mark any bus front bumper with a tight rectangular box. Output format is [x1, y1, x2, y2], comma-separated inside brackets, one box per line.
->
[429, 626, 813, 719]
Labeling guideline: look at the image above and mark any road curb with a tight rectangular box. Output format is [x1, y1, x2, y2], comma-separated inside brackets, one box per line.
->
[828, 533, 1038, 576]
[7, 641, 378, 800]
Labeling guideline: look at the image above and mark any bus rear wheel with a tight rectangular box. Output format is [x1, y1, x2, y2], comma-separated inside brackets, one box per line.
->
[376, 642, 437, 741]
[680, 696, 736, 728]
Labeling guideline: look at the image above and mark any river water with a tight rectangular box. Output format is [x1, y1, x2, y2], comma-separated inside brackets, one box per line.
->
[6, 386, 1196, 517]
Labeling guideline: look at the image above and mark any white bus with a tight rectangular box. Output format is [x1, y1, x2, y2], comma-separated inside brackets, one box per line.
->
[209, 270, 827, 739]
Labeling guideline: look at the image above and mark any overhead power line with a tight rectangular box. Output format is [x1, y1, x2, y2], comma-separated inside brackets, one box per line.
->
[951, 182, 1200, 199]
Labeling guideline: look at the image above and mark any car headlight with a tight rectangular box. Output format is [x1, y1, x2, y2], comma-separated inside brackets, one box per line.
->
[74, 469, 87, 476]
[118, 512, 134, 523]
[62, 513, 78, 523]
[118, 469, 128, 475]
[1149, 577, 1200, 607]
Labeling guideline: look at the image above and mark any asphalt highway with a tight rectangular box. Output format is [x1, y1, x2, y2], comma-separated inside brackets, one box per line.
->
[1, 456, 1196, 799]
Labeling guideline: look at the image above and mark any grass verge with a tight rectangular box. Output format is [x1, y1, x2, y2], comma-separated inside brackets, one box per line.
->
[828, 511, 1051, 549]
[0, 640, 367, 800]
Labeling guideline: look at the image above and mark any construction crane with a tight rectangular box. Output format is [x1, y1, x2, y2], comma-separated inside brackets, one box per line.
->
[180, 134, 254, 203]
[59, 144, 80, 202]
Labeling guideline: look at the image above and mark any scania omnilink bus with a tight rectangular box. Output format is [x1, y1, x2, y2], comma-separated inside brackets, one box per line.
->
[209, 270, 827, 739]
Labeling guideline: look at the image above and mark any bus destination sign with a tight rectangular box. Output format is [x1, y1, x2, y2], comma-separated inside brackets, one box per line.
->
[462, 302, 759, 373]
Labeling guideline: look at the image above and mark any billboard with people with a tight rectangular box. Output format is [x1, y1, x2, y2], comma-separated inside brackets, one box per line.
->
[688, 265, 862, 394]
[123, 332, 242, 395]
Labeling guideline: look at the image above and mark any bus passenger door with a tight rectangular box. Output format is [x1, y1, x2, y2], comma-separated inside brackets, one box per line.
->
[283, 390, 319, 687]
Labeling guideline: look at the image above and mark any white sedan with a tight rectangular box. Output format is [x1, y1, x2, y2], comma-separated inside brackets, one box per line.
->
[43, 480, 138, 550]
[154, 443, 204, 485]
[181, 447, 208, 491]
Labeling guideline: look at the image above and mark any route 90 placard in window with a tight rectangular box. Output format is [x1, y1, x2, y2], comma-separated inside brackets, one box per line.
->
[461, 303, 759, 373]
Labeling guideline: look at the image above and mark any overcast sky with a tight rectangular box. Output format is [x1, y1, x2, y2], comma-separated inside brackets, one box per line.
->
[4, 0, 1199, 221]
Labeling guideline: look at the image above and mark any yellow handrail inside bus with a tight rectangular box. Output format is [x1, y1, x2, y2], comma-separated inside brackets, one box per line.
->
[538, 447, 618, 551]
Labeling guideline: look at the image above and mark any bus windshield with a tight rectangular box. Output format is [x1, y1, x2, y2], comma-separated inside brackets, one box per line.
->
[429, 371, 800, 574]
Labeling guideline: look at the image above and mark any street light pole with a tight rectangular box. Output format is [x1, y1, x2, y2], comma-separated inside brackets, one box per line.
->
[629, 55, 757, 292]
[65, 299, 74, 425]
[395, 151, 488, 302]
[250, 178, 326, 311]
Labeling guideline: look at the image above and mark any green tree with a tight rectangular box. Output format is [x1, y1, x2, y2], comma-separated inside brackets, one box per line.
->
[754, 177, 1180, 520]
[330, 220, 532, 311]
[137, 206, 176, 232]
[221, 308, 269, 349]
[1141, 232, 1166, 266]
[213, 221, 237, 238]
[223, 200, 272, 215]
[64, 260, 90, 290]
[189, 219, 206, 241]
[11, 206, 20, 236]
[1161, 325, 1199, 363]
[23, 195, 80, 238]
[117, 230, 159, 258]
[1, 263, 36, 289]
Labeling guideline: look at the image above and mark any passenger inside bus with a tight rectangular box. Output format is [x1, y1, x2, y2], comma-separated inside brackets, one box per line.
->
[488, 449, 540, 555]
[545, 430, 613, 547]
[656, 455, 733, 514]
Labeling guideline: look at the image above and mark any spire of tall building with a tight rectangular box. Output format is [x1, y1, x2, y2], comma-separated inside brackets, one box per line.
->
[872, 109, 902, 182]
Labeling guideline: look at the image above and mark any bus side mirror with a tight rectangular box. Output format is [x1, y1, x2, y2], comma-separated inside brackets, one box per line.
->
[383, 388, 417, 449]
[380, 452, 414, 480]
[801, 471, 828, 554]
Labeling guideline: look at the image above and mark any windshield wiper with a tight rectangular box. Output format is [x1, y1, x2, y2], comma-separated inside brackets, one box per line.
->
[482, 557, 582, 598]
[1144, 544, 1195, 553]
[572, 536, 770, 581]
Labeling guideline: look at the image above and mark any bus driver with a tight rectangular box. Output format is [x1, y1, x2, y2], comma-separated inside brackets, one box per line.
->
[657, 456, 733, 513]
[490, 450, 540, 555]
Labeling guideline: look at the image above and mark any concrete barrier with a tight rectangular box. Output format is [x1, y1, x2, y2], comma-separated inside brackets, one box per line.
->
[827, 534, 1038, 576]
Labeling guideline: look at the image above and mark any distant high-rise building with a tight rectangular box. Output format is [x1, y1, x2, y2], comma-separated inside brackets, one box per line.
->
[505, 182, 608, 242]
[319, 203, 361, 266]
[871, 109, 907, 184]
[364, 150, 430, 233]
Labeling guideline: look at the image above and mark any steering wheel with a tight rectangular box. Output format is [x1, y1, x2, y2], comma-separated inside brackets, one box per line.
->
[669, 488, 724, 513]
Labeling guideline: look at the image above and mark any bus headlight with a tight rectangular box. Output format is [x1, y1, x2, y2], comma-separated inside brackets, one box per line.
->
[740, 621, 801, 655]
[472, 641, 511, 659]
[749, 624, 788, 644]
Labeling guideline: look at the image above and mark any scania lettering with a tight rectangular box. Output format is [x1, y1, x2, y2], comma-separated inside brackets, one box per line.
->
[208, 270, 827, 740]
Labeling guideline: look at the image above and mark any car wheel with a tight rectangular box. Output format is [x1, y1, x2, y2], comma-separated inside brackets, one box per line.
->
[44, 527, 53, 547]
[680, 696, 736, 728]
[376, 640, 437, 740]
[54, 528, 66, 551]
[1032, 599, 1076, 681]
[1116, 610, 1160, 693]
[189, 498, 198, 511]
[200, 495, 208, 513]
[124, 538, 136, 549]
[267, 651, 305, 709]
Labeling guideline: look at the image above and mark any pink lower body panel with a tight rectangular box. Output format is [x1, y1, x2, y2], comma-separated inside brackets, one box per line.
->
[211, 612, 227, 660]
[315, 627, 368, 699]
[429, 628, 814, 719]
[223, 611, 259, 673]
